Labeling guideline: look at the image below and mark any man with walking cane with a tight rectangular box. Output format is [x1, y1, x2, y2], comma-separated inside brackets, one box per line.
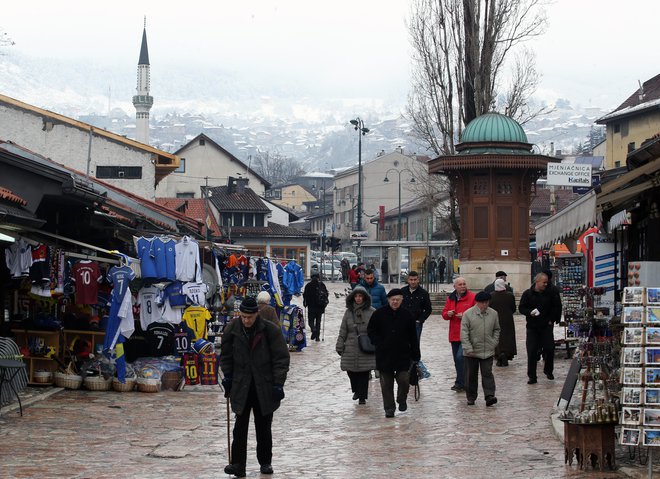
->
[221, 297, 290, 478]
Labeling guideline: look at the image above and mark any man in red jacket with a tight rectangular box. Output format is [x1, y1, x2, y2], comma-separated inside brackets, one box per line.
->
[441, 277, 476, 392]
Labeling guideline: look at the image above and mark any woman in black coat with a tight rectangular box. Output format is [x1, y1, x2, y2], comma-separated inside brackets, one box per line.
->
[488, 279, 517, 366]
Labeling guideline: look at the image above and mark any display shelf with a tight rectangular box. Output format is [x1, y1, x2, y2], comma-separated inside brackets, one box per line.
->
[11, 329, 60, 385]
[62, 330, 106, 359]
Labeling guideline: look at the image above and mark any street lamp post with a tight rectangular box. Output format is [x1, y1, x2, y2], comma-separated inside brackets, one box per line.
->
[349, 117, 369, 261]
[383, 168, 416, 241]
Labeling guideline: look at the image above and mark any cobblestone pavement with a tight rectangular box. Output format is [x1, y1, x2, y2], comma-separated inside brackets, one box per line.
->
[0, 281, 655, 478]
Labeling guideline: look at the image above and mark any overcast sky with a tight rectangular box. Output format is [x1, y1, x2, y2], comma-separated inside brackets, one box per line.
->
[2, 0, 659, 110]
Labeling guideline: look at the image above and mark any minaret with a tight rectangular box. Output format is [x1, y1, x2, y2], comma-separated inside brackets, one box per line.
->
[133, 17, 153, 145]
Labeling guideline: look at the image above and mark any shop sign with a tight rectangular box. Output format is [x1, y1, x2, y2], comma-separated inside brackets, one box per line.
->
[547, 163, 592, 186]
[350, 231, 368, 240]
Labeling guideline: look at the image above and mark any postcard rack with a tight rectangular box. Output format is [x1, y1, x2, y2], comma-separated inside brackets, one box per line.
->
[619, 286, 660, 451]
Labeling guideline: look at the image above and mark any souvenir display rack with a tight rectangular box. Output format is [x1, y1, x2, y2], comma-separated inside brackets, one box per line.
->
[618, 286, 660, 450]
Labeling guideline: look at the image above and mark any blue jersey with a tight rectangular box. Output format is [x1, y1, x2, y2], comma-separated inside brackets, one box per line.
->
[152, 237, 167, 280]
[164, 238, 176, 281]
[136, 237, 157, 279]
[108, 265, 136, 304]
[159, 281, 187, 308]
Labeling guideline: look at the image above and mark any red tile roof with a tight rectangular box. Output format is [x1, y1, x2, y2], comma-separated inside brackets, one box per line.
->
[156, 197, 222, 237]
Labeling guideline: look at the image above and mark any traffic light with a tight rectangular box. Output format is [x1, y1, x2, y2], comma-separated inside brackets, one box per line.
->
[329, 237, 341, 252]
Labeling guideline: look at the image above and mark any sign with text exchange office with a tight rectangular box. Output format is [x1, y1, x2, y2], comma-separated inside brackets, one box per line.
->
[350, 231, 368, 240]
[546, 163, 592, 187]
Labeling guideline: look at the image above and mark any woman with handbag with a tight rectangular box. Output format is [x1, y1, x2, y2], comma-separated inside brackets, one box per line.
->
[335, 286, 376, 405]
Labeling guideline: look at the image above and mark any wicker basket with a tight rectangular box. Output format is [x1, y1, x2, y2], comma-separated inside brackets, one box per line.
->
[54, 372, 83, 390]
[112, 377, 136, 392]
[161, 371, 183, 391]
[33, 371, 53, 384]
[136, 378, 161, 393]
[83, 376, 112, 391]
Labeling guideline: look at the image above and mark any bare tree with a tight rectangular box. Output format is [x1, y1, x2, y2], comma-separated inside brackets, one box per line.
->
[406, 0, 547, 241]
[252, 150, 305, 185]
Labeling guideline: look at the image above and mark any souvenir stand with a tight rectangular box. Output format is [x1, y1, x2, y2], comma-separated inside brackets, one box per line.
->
[558, 285, 620, 471]
[556, 253, 585, 357]
[618, 286, 660, 475]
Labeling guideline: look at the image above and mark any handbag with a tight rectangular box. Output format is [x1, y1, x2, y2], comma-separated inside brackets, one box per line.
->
[354, 325, 375, 354]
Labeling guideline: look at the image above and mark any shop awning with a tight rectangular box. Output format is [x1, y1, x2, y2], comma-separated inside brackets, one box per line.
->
[535, 190, 597, 248]
[607, 209, 630, 233]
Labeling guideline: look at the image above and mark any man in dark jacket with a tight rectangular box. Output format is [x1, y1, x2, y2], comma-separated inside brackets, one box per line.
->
[360, 269, 387, 309]
[519, 272, 563, 384]
[368, 288, 421, 418]
[484, 271, 513, 293]
[221, 297, 290, 478]
[303, 273, 328, 341]
[401, 271, 432, 342]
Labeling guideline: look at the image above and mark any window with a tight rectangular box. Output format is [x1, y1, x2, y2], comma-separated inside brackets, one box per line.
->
[265, 189, 282, 200]
[176, 192, 195, 198]
[174, 158, 186, 173]
[244, 213, 254, 227]
[614, 124, 621, 134]
[255, 214, 265, 227]
[472, 176, 489, 196]
[96, 166, 142, 179]
[628, 142, 636, 153]
[199, 138, 205, 146]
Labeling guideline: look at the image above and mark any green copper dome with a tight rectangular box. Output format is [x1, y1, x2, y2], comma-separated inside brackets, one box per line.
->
[461, 112, 528, 144]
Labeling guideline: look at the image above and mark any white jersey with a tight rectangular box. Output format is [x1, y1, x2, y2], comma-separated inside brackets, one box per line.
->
[159, 298, 184, 325]
[137, 286, 162, 330]
[175, 236, 202, 283]
[182, 282, 209, 306]
[5, 239, 33, 277]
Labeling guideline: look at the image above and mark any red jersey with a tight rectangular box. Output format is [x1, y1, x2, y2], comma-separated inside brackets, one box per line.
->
[197, 353, 218, 385]
[72, 261, 102, 305]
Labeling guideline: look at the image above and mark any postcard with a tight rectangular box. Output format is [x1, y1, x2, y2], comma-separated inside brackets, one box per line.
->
[644, 409, 660, 427]
[624, 368, 643, 385]
[622, 407, 642, 425]
[647, 348, 660, 366]
[648, 288, 660, 306]
[624, 387, 643, 405]
[623, 306, 645, 324]
[646, 388, 660, 405]
[647, 328, 660, 345]
[643, 428, 660, 446]
[647, 368, 660, 385]
[624, 347, 643, 365]
[624, 328, 644, 345]
[621, 427, 641, 446]
[648, 307, 660, 324]
[623, 287, 645, 305]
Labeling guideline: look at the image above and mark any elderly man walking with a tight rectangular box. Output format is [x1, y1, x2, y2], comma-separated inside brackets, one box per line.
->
[368, 288, 420, 418]
[461, 291, 501, 406]
[221, 297, 291, 478]
[441, 277, 476, 392]
[519, 272, 563, 384]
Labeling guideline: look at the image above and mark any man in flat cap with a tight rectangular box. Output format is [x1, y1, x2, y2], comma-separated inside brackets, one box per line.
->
[221, 297, 291, 478]
[461, 291, 500, 406]
[484, 271, 513, 293]
[368, 288, 420, 418]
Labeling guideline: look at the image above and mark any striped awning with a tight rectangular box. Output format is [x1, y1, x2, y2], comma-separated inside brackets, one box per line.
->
[535, 190, 598, 248]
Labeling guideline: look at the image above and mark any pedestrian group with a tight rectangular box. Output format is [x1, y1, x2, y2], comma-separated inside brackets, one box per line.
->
[219, 264, 562, 478]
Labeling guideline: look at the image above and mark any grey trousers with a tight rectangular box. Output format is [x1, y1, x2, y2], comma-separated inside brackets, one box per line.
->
[464, 356, 495, 402]
[379, 370, 410, 413]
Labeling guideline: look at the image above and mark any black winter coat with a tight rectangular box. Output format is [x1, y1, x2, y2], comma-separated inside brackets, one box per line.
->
[401, 285, 432, 324]
[368, 304, 420, 372]
[519, 285, 563, 330]
[220, 316, 290, 416]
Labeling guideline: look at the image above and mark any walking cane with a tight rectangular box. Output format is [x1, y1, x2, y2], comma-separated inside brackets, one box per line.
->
[321, 311, 325, 341]
[226, 396, 232, 465]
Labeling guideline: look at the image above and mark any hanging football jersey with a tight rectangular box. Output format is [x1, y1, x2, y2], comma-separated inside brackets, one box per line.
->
[135, 237, 158, 279]
[137, 285, 162, 330]
[145, 322, 176, 357]
[175, 236, 202, 282]
[72, 261, 102, 305]
[4, 238, 32, 278]
[182, 282, 209, 306]
[197, 353, 218, 385]
[181, 352, 200, 385]
[181, 305, 211, 341]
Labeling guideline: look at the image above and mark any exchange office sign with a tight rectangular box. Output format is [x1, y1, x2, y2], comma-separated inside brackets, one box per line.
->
[546, 163, 592, 187]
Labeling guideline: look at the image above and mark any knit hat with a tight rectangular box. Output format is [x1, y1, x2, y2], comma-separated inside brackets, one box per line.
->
[256, 291, 271, 304]
[239, 297, 259, 313]
[475, 291, 491, 302]
[494, 278, 507, 292]
[387, 288, 404, 297]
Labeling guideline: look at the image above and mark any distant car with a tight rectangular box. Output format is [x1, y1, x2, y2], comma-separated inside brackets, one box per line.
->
[400, 259, 409, 281]
[311, 260, 341, 281]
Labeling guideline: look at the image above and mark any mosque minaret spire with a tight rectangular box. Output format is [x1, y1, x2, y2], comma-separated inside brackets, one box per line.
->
[133, 16, 153, 145]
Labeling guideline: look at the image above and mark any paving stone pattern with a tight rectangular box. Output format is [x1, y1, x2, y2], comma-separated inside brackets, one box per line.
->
[0, 281, 655, 478]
